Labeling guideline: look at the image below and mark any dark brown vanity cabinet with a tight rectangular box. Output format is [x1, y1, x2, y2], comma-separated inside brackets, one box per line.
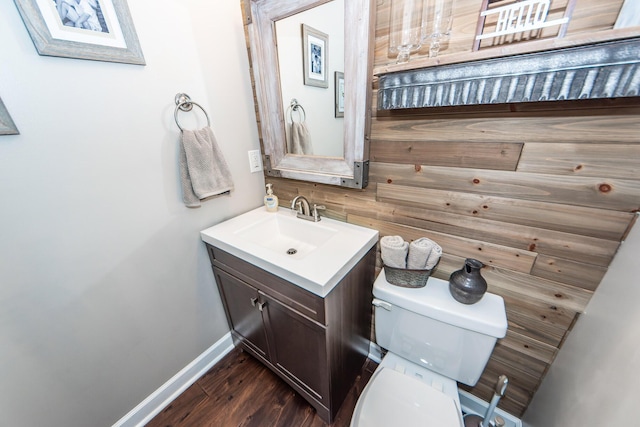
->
[206, 244, 376, 423]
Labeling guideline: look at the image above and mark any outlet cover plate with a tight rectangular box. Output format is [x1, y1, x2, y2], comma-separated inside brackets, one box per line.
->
[248, 149, 262, 173]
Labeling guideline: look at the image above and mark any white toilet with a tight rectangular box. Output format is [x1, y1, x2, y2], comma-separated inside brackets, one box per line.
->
[351, 269, 508, 427]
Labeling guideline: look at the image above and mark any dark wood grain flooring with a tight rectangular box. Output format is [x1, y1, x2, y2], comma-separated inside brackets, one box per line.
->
[146, 347, 377, 427]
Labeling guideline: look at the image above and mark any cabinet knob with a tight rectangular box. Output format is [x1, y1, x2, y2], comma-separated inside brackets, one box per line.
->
[251, 297, 258, 307]
[257, 301, 267, 312]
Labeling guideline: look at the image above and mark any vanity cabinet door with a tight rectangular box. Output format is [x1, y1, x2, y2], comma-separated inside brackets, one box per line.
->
[214, 268, 270, 359]
[260, 291, 329, 403]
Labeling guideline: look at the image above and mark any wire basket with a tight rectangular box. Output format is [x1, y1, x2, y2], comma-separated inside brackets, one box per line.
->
[383, 264, 432, 288]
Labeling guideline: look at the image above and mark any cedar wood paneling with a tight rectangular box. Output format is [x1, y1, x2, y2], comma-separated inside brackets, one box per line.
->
[244, 0, 640, 417]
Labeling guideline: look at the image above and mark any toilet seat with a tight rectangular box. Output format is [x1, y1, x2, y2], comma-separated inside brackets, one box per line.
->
[351, 367, 464, 427]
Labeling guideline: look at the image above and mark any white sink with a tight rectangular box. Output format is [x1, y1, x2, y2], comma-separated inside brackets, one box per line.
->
[234, 212, 337, 259]
[201, 206, 378, 297]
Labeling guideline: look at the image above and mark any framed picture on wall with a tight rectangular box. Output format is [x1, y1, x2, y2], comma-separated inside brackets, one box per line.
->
[14, 0, 145, 65]
[0, 96, 19, 135]
[302, 24, 328, 88]
[334, 71, 344, 118]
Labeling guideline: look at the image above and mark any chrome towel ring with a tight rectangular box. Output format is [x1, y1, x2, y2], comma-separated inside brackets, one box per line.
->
[289, 98, 306, 123]
[174, 93, 211, 131]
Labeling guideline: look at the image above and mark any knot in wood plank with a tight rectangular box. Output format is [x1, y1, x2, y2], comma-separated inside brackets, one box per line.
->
[598, 183, 612, 193]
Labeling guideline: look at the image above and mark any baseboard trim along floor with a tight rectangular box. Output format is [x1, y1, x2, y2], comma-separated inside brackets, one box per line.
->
[112, 333, 234, 427]
[367, 341, 383, 363]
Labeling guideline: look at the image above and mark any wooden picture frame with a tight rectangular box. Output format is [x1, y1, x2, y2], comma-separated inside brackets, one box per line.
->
[0, 96, 19, 135]
[14, 0, 145, 65]
[302, 24, 328, 88]
[334, 71, 344, 117]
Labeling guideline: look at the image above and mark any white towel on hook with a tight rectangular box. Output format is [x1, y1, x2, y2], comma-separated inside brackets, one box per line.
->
[380, 235, 409, 268]
[179, 126, 234, 208]
[290, 121, 314, 155]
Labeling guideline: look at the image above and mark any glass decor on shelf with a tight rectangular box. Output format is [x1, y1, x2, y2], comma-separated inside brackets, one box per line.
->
[388, 0, 426, 63]
[422, 0, 453, 57]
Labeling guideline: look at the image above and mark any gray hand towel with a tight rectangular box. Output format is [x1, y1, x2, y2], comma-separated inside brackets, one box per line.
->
[290, 121, 314, 155]
[407, 237, 435, 269]
[425, 243, 442, 269]
[380, 235, 408, 268]
[407, 237, 442, 270]
[179, 126, 234, 208]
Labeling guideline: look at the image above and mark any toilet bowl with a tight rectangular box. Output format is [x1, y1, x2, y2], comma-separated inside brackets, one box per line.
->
[351, 269, 507, 427]
[351, 352, 464, 426]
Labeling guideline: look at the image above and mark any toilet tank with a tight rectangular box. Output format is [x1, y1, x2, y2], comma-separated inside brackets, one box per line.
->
[373, 270, 508, 386]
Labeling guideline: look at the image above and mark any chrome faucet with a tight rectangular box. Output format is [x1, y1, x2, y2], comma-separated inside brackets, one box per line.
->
[291, 195, 311, 216]
[291, 196, 325, 222]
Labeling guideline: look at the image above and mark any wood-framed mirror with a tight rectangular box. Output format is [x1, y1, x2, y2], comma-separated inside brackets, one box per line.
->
[246, 0, 375, 188]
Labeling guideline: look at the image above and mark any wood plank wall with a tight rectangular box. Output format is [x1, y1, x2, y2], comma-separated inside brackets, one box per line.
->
[243, 0, 640, 417]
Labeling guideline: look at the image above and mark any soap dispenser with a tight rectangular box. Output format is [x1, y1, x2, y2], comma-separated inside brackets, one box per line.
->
[264, 183, 278, 212]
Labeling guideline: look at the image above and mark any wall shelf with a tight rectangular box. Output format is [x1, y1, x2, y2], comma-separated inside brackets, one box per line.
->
[377, 36, 640, 110]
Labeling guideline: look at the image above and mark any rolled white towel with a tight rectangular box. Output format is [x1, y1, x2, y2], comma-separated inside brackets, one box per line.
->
[380, 235, 408, 268]
[407, 237, 435, 269]
[426, 243, 442, 270]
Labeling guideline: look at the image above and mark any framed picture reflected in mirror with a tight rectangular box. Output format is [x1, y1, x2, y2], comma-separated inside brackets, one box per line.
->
[302, 23, 328, 88]
[335, 71, 344, 117]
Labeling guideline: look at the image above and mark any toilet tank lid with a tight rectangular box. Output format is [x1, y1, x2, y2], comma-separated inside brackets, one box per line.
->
[373, 270, 508, 338]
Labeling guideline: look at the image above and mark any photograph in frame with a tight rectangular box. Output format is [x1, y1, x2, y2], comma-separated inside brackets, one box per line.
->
[0, 96, 19, 135]
[335, 71, 344, 118]
[14, 0, 145, 65]
[302, 24, 328, 88]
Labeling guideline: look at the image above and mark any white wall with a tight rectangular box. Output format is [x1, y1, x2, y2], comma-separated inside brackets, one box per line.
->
[0, 1, 264, 425]
[522, 215, 640, 426]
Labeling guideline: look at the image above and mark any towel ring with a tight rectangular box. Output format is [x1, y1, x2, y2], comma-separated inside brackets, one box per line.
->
[174, 93, 211, 131]
[289, 98, 306, 123]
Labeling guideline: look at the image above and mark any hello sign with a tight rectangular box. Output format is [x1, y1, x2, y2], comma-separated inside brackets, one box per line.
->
[473, 0, 576, 50]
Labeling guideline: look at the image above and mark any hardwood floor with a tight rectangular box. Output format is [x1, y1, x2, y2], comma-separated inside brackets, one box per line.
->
[146, 347, 377, 427]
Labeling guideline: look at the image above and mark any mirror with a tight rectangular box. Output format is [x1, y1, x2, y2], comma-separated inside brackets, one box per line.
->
[276, 1, 344, 158]
[246, 0, 375, 188]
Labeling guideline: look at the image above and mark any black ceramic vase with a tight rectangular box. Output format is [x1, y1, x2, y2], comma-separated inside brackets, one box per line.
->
[448, 258, 487, 304]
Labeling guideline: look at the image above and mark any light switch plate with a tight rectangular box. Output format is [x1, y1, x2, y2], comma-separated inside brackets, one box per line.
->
[248, 149, 262, 173]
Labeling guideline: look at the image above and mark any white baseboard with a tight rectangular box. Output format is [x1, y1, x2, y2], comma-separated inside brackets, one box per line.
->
[367, 341, 383, 363]
[112, 333, 234, 427]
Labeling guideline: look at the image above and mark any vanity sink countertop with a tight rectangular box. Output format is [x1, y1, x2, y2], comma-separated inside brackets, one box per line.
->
[200, 206, 378, 297]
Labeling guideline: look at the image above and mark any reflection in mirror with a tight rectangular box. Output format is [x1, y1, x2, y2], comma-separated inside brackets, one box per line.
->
[275, 0, 344, 158]
[247, 0, 374, 188]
